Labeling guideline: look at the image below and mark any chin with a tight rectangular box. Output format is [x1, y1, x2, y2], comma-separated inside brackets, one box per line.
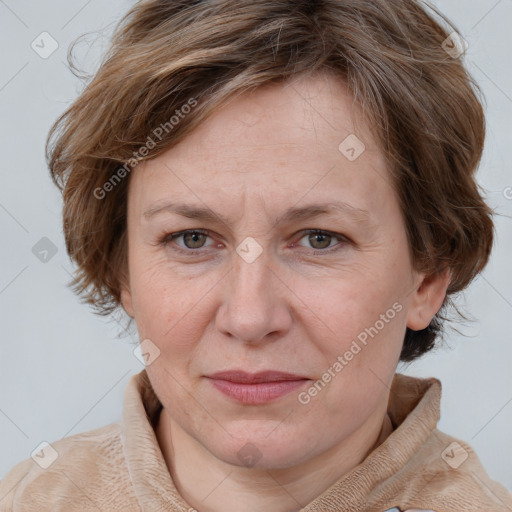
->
[201, 423, 323, 470]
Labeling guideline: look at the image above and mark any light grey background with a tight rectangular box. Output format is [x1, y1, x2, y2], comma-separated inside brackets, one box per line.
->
[1, 0, 511, 493]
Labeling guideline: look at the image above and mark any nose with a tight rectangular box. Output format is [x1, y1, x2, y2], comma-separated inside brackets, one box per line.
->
[215, 246, 293, 344]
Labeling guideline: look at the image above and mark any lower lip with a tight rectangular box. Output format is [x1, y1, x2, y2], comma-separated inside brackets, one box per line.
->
[208, 378, 309, 405]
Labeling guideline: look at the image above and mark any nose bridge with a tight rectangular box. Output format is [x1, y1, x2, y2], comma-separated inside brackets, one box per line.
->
[232, 244, 271, 301]
[217, 242, 291, 343]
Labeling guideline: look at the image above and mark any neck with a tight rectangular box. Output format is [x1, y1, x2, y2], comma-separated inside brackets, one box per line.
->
[156, 407, 393, 512]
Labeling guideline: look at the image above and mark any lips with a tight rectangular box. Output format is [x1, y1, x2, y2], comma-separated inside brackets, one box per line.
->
[205, 370, 310, 404]
[207, 370, 308, 384]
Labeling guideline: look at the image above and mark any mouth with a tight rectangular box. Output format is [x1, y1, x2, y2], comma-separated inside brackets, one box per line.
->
[205, 370, 311, 405]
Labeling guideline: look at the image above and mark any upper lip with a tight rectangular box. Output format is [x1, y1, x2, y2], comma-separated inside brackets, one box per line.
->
[206, 370, 309, 384]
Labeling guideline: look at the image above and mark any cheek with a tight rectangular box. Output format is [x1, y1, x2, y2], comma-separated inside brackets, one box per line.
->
[128, 254, 219, 353]
[299, 285, 406, 425]
[289, 255, 409, 387]
[300, 263, 405, 338]
[130, 264, 174, 333]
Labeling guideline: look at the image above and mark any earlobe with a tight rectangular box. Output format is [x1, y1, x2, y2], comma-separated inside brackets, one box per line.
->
[406, 268, 451, 331]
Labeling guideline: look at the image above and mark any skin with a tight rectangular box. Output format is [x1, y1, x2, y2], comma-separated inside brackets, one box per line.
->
[121, 72, 450, 512]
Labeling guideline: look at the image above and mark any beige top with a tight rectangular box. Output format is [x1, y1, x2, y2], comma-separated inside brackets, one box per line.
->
[1, 371, 510, 511]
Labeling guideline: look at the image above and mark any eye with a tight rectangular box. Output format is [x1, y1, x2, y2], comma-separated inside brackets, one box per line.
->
[160, 229, 216, 251]
[294, 229, 349, 253]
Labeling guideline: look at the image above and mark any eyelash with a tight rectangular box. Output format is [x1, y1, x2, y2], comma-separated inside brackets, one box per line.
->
[158, 229, 350, 255]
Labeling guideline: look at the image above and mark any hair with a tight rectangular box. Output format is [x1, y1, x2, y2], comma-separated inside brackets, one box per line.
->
[47, 0, 494, 362]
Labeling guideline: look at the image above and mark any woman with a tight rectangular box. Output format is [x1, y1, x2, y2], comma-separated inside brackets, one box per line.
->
[1, 0, 510, 511]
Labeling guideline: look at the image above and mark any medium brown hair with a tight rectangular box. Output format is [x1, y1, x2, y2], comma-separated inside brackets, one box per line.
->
[47, 0, 494, 361]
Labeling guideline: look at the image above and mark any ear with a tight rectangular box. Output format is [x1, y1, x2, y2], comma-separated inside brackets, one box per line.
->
[406, 267, 451, 331]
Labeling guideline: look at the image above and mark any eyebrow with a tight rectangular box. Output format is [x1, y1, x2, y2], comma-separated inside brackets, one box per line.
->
[143, 200, 373, 227]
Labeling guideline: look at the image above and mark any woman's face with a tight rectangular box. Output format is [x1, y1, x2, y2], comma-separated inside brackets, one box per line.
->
[122, 73, 446, 469]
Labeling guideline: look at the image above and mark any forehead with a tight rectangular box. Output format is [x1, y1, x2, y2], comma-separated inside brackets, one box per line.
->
[129, 73, 394, 219]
